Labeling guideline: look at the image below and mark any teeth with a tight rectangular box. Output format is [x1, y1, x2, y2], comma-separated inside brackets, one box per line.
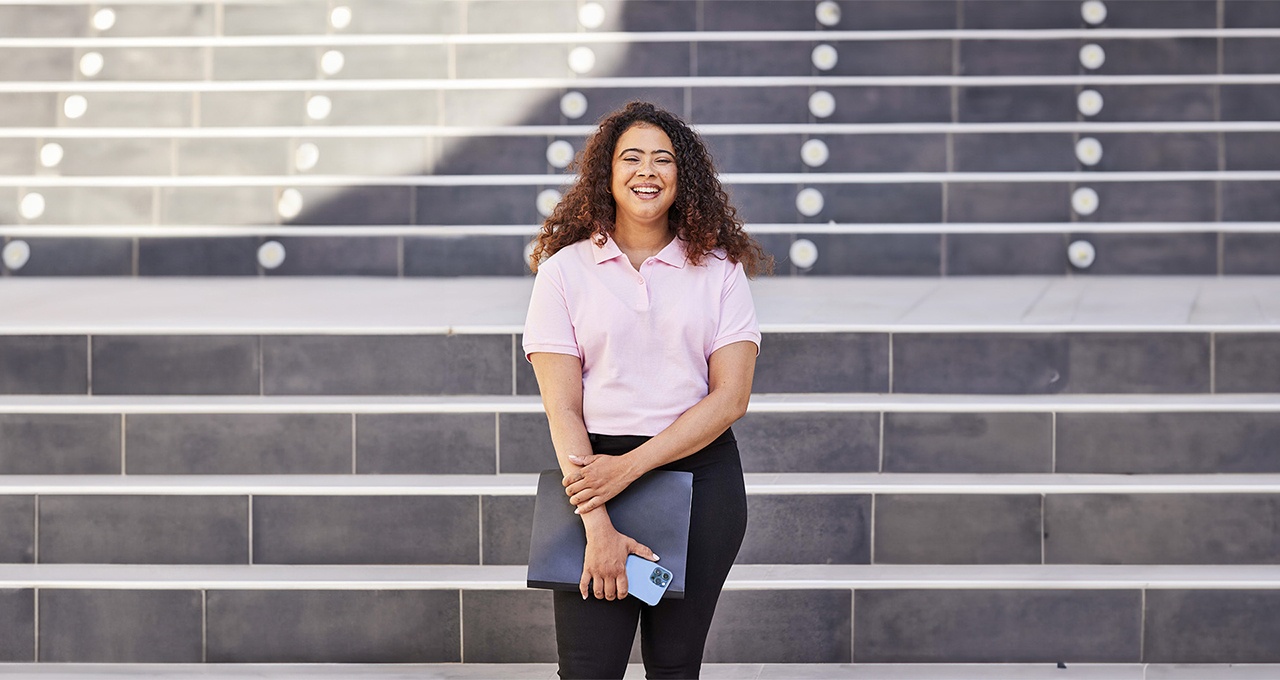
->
[634, 187, 658, 194]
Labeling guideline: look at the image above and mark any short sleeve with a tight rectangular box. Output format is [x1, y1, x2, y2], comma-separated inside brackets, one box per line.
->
[710, 260, 761, 356]
[522, 261, 581, 362]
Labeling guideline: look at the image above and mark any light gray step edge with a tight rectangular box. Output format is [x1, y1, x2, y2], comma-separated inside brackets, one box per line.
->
[6, 473, 1280, 495]
[2, 393, 1279, 414]
[5, 564, 1280, 590]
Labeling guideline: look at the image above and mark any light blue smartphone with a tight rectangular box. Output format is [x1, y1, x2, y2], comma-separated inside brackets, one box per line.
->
[625, 554, 673, 606]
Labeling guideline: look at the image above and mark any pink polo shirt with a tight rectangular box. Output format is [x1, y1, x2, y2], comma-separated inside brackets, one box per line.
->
[523, 235, 761, 436]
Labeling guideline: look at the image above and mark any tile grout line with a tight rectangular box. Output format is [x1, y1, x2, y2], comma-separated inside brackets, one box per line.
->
[458, 590, 465, 663]
[511, 334, 517, 396]
[247, 495, 254, 565]
[86, 335, 92, 396]
[120, 413, 127, 475]
[258, 335, 264, 396]
[886, 333, 894, 394]
[1139, 588, 1146, 663]
[868, 494, 876, 565]
[32, 588, 38, 662]
[494, 412, 501, 474]
[848, 588, 855, 664]
[477, 496, 485, 565]
[201, 589, 208, 663]
[1051, 411, 1057, 473]
[351, 413, 358, 474]
[877, 411, 885, 473]
[32, 495, 38, 565]
[1040, 493, 1047, 565]
[1210, 332, 1216, 394]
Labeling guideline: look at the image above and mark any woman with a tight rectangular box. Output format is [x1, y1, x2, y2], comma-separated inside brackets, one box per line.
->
[522, 101, 772, 679]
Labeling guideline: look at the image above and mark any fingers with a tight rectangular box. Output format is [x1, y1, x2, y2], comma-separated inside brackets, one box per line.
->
[617, 573, 629, 600]
[628, 540, 660, 562]
[573, 495, 600, 515]
[579, 571, 591, 600]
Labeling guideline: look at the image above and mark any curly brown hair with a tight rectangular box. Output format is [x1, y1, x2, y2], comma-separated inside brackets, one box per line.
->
[528, 101, 773, 277]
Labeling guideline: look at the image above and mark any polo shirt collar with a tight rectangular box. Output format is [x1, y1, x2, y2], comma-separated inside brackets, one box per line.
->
[591, 234, 688, 269]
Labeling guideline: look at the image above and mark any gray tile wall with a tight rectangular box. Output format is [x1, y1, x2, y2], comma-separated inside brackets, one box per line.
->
[874, 494, 1042, 564]
[40, 495, 249, 564]
[39, 590, 203, 662]
[0, 590, 33, 661]
[705, 590, 851, 663]
[1145, 590, 1280, 662]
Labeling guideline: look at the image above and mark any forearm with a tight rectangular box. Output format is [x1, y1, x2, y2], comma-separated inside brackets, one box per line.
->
[543, 404, 616, 533]
[620, 385, 748, 477]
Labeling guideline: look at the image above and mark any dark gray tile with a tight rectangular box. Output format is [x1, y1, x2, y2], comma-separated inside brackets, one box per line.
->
[1216, 333, 1280, 393]
[263, 237, 399, 276]
[207, 590, 460, 662]
[594, 42, 694, 78]
[331, 44, 448, 79]
[752, 234, 794, 276]
[833, 1, 956, 30]
[947, 233, 1068, 276]
[607, 0, 696, 31]
[1093, 133, 1218, 172]
[1068, 333, 1210, 394]
[698, 41, 812, 77]
[0, 139, 34, 174]
[0, 414, 119, 474]
[93, 335, 259, 396]
[40, 495, 249, 564]
[818, 134, 946, 173]
[855, 589, 1142, 662]
[1225, 233, 1280, 274]
[161, 187, 278, 225]
[875, 495, 1042, 564]
[691, 87, 810, 124]
[0, 497, 33, 563]
[201, 92, 305, 127]
[703, 0, 813, 30]
[960, 40, 1078, 75]
[738, 495, 869, 564]
[831, 87, 952, 123]
[212, 46, 314, 80]
[959, 86, 1076, 122]
[894, 334, 1066, 394]
[55, 138, 172, 176]
[704, 134, 804, 173]
[1223, 182, 1280, 221]
[441, 90, 559, 126]
[264, 335, 510, 396]
[24, 188, 153, 226]
[1095, 39, 1218, 75]
[1058, 412, 1280, 474]
[515, 336, 540, 397]
[818, 185, 943, 225]
[734, 413, 878, 473]
[1070, 232, 1217, 275]
[40, 590, 202, 662]
[754, 333, 890, 393]
[801, 233, 941, 276]
[288, 189, 413, 227]
[1227, 133, 1280, 170]
[128, 414, 351, 474]
[705, 590, 850, 663]
[138, 238, 260, 276]
[1227, 1, 1280, 27]
[482, 495, 535, 565]
[1080, 184, 1216, 224]
[358, 413, 495, 474]
[1145, 590, 1280, 662]
[0, 336, 87, 395]
[498, 412, 556, 474]
[0, 94, 56, 127]
[884, 412, 1053, 473]
[828, 41, 952, 76]
[1098, 85, 1216, 122]
[98, 4, 213, 36]
[961, 0, 1080, 28]
[310, 137, 426, 175]
[9, 238, 133, 276]
[1046, 494, 1280, 564]
[416, 185, 538, 225]
[582, 88, 686, 124]
[953, 134, 1075, 172]
[725, 184, 801, 224]
[437, 136, 546, 175]
[344, 0, 462, 33]
[90, 46, 204, 80]
[312, 91, 436, 126]
[223, 2, 328, 34]
[253, 496, 478, 564]
[1106, 0, 1217, 28]
[462, 590, 555, 662]
[947, 183, 1071, 222]
[0, 48, 73, 81]
[0, 590, 33, 661]
[0, 6, 85, 37]
[456, 44, 570, 79]
[62, 92, 191, 127]
[466, 0, 575, 32]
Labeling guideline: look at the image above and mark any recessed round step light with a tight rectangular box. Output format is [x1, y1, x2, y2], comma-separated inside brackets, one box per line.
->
[258, 241, 286, 269]
[64, 95, 88, 120]
[1075, 137, 1103, 166]
[2, 240, 30, 271]
[277, 188, 304, 219]
[92, 8, 116, 31]
[808, 90, 836, 118]
[330, 6, 352, 29]
[1072, 187, 1099, 216]
[561, 91, 588, 119]
[796, 188, 825, 217]
[579, 2, 606, 29]
[546, 140, 574, 169]
[800, 139, 830, 168]
[1077, 89, 1104, 116]
[1068, 239, 1096, 269]
[811, 44, 838, 71]
[568, 46, 596, 74]
[79, 52, 104, 78]
[816, 1, 841, 27]
[306, 95, 332, 120]
[20, 193, 45, 220]
[1082, 1, 1107, 25]
[537, 189, 562, 218]
[1079, 43, 1106, 70]
[40, 143, 64, 168]
[790, 238, 819, 268]
[320, 50, 345, 76]
[295, 143, 320, 172]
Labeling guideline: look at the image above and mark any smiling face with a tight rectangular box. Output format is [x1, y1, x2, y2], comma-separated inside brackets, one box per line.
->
[610, 123, 678, 229]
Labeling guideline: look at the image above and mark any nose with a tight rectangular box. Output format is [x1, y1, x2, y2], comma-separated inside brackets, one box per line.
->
[636, 157, 657, 176]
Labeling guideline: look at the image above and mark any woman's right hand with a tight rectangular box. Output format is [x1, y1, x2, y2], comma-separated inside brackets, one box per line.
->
[580, 525, 659, 601]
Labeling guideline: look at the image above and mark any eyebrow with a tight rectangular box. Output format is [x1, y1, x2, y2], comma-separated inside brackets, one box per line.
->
[618, 147, 675, 157]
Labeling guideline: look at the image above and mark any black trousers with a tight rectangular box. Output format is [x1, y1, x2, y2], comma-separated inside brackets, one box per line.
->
[554, 428, 748, 680]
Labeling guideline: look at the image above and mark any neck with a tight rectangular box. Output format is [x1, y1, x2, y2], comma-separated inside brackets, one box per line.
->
[611, 219, 673, 255]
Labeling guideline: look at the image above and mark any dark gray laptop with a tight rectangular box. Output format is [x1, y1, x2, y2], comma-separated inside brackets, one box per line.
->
[527, 469, 693, 598]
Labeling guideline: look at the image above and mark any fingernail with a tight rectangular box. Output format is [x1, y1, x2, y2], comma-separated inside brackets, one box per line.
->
[652, 554, 660, 560]
[573, 508, 580, 515]
[568, 455, 582, 463]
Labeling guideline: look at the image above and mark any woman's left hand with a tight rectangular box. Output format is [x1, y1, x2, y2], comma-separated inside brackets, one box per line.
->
[563, 454, 640, 514]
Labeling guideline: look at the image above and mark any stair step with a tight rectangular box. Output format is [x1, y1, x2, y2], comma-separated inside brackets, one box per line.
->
[5, 564, 1280, 591]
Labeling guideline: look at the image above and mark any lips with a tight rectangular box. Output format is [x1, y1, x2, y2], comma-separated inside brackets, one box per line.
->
[631, 184, 662, 199]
